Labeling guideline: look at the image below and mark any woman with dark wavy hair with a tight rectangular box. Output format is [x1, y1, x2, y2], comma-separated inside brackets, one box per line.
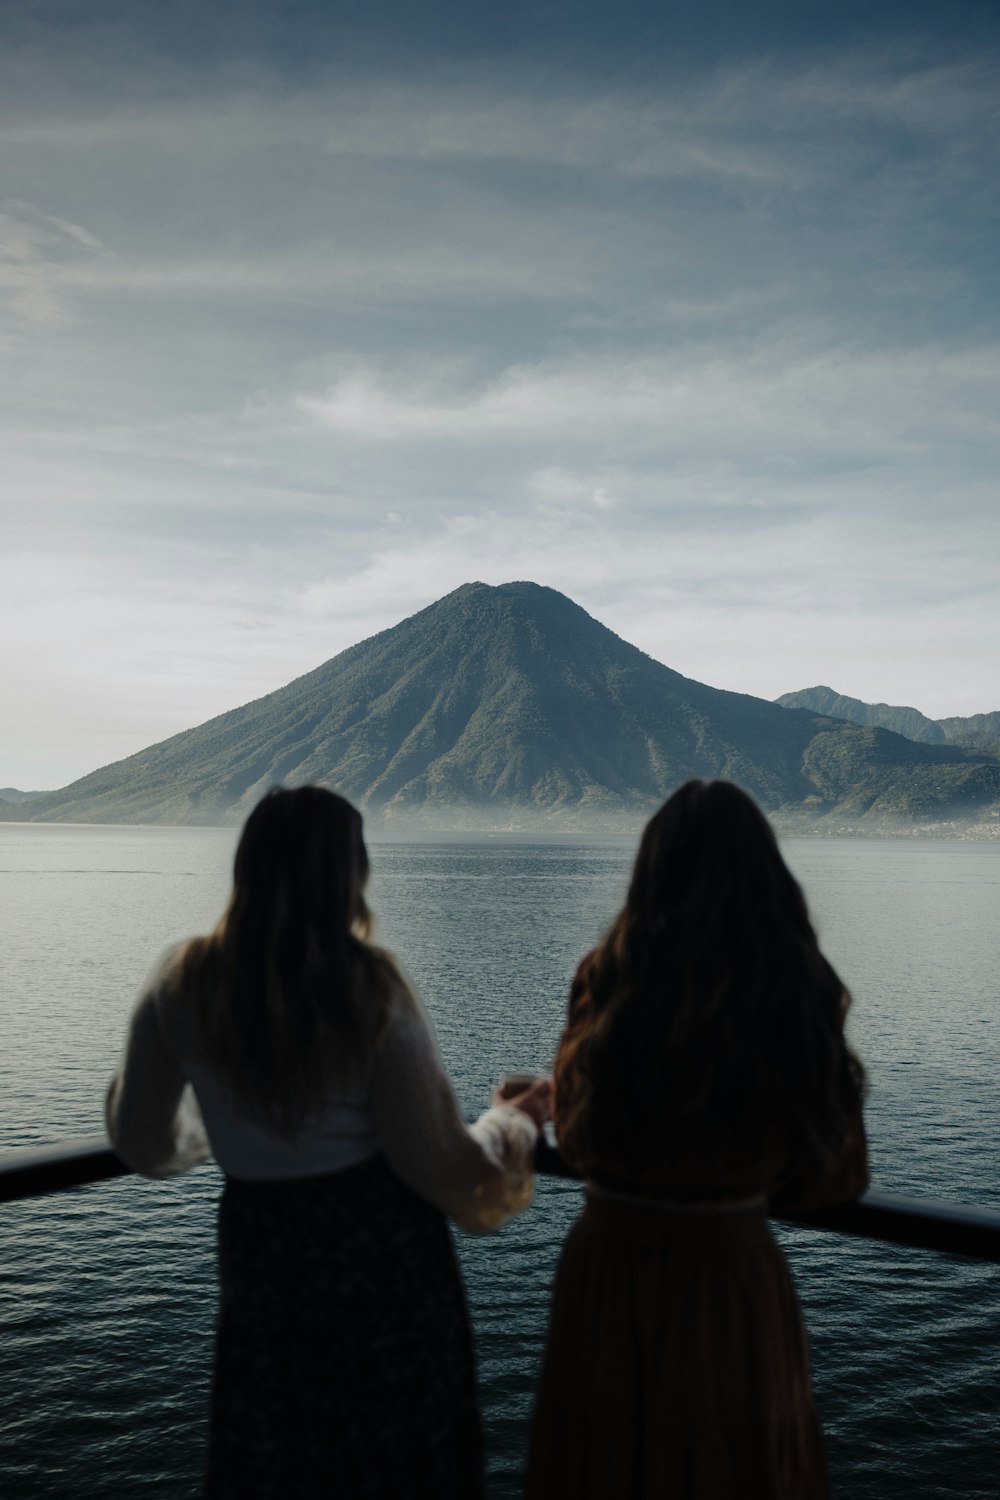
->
[527, 779, 867, 1500]
[107, 785, 549, 1500]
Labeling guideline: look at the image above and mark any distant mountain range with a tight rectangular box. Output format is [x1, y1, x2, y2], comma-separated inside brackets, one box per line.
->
[776, 687, 1000, 757]
[3, 583, 999, 832]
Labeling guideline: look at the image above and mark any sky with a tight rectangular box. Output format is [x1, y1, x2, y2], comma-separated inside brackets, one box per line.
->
[2, 0, 998, 789]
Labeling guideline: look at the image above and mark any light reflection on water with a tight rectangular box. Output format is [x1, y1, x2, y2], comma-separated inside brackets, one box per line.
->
[1, 828, 998, 1498]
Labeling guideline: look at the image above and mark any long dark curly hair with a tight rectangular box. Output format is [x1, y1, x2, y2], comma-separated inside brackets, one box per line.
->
[181, 785, 402, 1135]
[565, 780, 865, 1182]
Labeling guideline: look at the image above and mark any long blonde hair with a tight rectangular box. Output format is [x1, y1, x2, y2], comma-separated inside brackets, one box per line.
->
[181, 786, 401, 1135]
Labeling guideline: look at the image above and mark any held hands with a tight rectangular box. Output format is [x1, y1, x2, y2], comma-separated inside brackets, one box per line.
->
[492, 1073, 554, 1129]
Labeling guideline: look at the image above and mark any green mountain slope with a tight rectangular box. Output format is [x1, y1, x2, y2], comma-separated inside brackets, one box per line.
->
[775, 686, 945, 743]
[777, 687, 1000, 757]
[5, 583, 999, 829]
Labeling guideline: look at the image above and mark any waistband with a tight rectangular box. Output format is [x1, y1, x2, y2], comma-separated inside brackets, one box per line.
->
[223, 1151, 386, 1196]
[586, 1180, 768, 1215]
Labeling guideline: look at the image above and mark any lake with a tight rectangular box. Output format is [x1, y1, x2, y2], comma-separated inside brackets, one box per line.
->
[0, 825, 998, 1497]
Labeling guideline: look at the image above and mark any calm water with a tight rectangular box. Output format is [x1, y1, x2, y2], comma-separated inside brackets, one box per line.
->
[1, 826, 998, 1497]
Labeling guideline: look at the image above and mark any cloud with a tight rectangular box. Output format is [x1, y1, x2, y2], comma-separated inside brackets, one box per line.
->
[0, 17, 997, 783]
[295, 341, 1000, 496]
[0, 199, 109, 327]
[3, 48, 995, 330]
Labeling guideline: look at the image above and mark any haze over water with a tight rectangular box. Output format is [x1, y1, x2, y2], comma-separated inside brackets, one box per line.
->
[1, 825, 998, 1497]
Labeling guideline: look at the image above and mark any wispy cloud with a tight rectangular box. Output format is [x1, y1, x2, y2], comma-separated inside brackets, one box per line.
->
[295, 341, 1000, 498]
[0, 8, 997, 783]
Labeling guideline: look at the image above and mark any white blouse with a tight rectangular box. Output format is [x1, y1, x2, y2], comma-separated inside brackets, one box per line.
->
[106, 946, 539, 1234]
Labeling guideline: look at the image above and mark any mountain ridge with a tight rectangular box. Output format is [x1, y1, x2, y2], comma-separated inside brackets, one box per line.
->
[776, 686, 1000, 757]
[4, 583, 999, 832]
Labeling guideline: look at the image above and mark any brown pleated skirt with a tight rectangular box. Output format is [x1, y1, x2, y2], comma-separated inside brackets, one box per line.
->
[526, 1191, 827, 1500]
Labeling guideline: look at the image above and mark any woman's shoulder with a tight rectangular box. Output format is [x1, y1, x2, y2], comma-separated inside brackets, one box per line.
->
[359, 944, 420, 1014]
[365, 955, 444, 1069]
[139, 937, 210, 1058]
[137, 939, 191, 1004]
[359, 940, 406, 983]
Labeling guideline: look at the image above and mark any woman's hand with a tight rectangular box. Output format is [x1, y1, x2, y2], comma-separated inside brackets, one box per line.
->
[492, 1075, 553, 1128]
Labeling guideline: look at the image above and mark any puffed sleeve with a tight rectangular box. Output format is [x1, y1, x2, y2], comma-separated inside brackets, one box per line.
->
[105, 947, 211, 1178]
[370, 991, 539, 1234]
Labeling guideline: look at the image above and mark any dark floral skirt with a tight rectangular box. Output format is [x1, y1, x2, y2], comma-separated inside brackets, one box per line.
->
[205, 1155, 482, 1500]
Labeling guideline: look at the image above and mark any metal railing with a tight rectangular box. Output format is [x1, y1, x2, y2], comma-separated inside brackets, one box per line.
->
[3, 1135, 1000, 1264]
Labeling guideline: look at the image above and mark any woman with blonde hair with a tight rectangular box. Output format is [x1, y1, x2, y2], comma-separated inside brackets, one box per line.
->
[527, 779, 867, 1499]
[107, 785, 549, 1499]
